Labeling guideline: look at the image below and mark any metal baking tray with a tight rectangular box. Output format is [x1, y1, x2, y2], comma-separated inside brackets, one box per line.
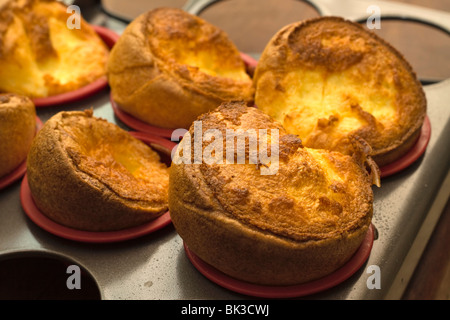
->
[0, 0, 449, 300]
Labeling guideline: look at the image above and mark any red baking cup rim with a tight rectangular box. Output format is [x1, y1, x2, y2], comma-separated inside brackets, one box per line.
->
[128, 130, 178, 154]
[380, 115, 431, 178]
[111, 96, 177, 138]
[20, 132, 175, 243]
[240, 52, 258, 69]
[32, 25, 119, 108]
[0, 116, 43, 190]
[240, 52, 258, 76]
[184, 224, 374, 298]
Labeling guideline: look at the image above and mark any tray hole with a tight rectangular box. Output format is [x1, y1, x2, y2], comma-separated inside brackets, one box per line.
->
[360, 18, 450, 83]
[0, 251, 101, 300]
[198, 0, 320, 55]
[101, 0, 188, 22]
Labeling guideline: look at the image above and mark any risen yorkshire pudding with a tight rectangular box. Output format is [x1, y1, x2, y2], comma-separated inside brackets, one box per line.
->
[26, 110, 169, 232]
[0, 0, 109, 98]
[107, 7, 254, 129]
[0, 93, 36, 178]
[169, 101, 375, 286]
[253, 16, 427, 167]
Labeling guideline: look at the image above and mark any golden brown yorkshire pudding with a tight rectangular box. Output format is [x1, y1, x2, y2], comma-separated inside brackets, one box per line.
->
[253, 16, 427, 167]
[0, 0, 109, 98]
[0, 93, 36, 178]
[169, 101, 375, 286]
[107, 7, 254, 130]
[26, 110, 170, 232]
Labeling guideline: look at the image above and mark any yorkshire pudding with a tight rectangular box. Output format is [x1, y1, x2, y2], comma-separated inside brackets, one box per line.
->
[253, 16, 427, 167]
[0, 0, 109, 98]
[0, 93, 36, 178]
[26, 110, 170, 232]
[107, 7, 254, 130]
[169, 101, 375, 286]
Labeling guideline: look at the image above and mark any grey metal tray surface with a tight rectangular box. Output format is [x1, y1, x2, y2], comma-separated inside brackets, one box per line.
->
[0, 0, 449, 300]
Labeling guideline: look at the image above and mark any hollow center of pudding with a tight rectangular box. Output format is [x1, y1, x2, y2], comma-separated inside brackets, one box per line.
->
[0, 2, 108, 98]
[39, 16, 107, 87]
[175, 44, 249, 81]
[279, 67, 398, 141]
[254, 20, 423, 154]
[149, 11, 250, 82]
[60, 114, 169, 202]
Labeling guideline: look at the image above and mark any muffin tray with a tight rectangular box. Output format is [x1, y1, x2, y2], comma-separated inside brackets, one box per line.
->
[0, 0, 449, 300]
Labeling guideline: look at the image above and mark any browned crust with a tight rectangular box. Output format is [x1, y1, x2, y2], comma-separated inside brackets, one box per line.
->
[253, 16, 427, 167]
[169, 101, 373, 285]
[26, 110, 169, 232]
[107, 7, 254, 129]
[0, 93, 36, 178]
[170, 168, 369, 285]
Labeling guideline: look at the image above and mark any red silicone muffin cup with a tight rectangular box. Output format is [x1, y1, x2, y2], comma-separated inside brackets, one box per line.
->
[184, 224, 375, 299]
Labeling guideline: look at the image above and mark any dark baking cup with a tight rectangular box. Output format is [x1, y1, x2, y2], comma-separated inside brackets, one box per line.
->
[184, 224, 374, 298]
